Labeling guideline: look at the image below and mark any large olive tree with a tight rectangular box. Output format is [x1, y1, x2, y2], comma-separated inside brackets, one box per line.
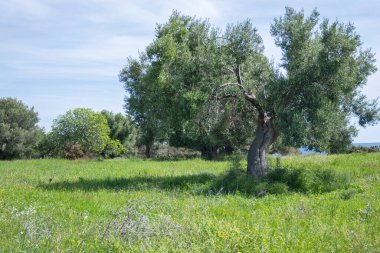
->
[121, 8, 379, 176]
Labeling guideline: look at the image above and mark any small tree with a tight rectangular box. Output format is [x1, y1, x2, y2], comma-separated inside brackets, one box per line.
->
[42, 108, 125, 159]
[0, 98, 43, 159]
[100, 110, 137, 156]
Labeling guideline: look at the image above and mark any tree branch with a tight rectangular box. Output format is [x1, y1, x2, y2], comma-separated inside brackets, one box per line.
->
[235, 65, 244, 85]
[224, 67, 235, 75]
[244, 92, 265, 116]
[219, 82, 265, 115]
[220, 82, 246, 92]
[219, 65, 265, 115]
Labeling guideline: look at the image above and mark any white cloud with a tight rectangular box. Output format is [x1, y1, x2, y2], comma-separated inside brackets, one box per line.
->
[0, 0, 379, 141]
[0, 0, 50, 19]
[1, 34, 152, 79]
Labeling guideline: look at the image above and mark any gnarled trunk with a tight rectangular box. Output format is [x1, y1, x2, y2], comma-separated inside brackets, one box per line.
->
[227, 64, 276, 176]
[247, 113, 276, 177]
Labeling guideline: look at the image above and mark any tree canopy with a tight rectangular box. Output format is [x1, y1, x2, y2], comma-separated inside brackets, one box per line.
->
[121, 8, 379, 176]
[0, 97, 43, 159]
[41, 108, 126, 159]
[120, 12, 267, 159]
[100, 110, 137, 156]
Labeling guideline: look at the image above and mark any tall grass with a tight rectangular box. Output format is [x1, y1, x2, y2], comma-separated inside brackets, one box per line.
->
[0, 154, 379, 252]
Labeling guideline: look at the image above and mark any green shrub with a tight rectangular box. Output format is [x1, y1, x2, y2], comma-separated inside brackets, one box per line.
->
[138, 143, 201, 160]
[211, 160, 350, 196]
[63, 142, 90, 160]
[266, 167, 350, 194]
[102, 139, 127, 158]
[349, 145, 380, 153]
[267, 182, 289, 194]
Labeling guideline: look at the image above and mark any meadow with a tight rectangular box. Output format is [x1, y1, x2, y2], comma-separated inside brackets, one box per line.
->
[0, 153, 379, 252]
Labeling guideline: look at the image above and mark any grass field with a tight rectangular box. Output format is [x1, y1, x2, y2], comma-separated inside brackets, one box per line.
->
[0, 153, 379, 252]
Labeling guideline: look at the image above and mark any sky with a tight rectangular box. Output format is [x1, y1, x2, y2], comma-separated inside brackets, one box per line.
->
[1, 0, 379, 143]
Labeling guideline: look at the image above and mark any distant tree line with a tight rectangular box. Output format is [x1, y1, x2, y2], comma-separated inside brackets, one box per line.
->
[0, 98, 138, 160]
[1, 91, 377, 161]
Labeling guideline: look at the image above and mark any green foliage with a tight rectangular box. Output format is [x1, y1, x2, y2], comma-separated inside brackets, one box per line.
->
[41, 108, 124, 158]
[120, 56, 164, 157]
[120, 11, 269, 157]
[269, 7, 379, 152]
[143, 143, 201, 160]
[0, 97, 43, 159]
[266, 167, 350, 194]
[100, 110, 137, 156]
[349, 145, 380, 153]
[212, 156, 350, 195]
[269, 143, 301, 155]
[121, 8, 379, 162]
[102, 138, 127, 158]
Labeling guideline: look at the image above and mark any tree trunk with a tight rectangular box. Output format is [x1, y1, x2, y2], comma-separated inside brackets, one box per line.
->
[145, 144, 152, 158]
[247, 113, 276, 177]
[223, 146, 234, 155]
[201, 146, 218, 160]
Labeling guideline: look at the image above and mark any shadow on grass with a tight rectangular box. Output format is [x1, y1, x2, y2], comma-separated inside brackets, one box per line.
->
[38, 173, 216, 192]
[38, 156, 351, 196]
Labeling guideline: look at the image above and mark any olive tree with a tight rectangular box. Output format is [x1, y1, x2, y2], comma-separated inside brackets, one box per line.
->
[121, 8, 379, 176]
[121, 12, 261, 159]
[0, 97, 43, 159]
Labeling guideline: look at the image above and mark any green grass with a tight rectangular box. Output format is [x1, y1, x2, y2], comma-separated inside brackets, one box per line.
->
[0, 154, 379, 252]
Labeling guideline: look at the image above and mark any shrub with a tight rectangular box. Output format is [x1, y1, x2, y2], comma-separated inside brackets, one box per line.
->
[101, 110, 137, 156]
[41, 108, 122, 159]
[211, 158, 350, 196]
[266, 167, 350, 194]
[63, 142, 90, 160]
[102, 139, 127, 158]
[349, 145, 380, 153]
[270, 145, 301, 155]
[137, 143, 201, 160]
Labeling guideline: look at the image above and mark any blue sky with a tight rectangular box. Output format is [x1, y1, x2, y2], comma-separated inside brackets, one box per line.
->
[1, 0, 379, 142]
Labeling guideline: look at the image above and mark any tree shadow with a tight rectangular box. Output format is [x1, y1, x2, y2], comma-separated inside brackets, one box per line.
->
[38, 173, 216, 192]
[38, 155, 349, 196]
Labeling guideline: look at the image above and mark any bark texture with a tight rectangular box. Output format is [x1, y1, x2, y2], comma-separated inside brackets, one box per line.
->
[145, 144, 152, 158]
[246, 112, 276, 177]
[228, 65, 276, 176]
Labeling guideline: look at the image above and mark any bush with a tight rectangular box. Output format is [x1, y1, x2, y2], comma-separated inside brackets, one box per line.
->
[270, 145, 301, 155]
[101, 110, 137, 156]
[40, 108, 129, 159]
[137, 143, 201, 160]
[349, 145, 380, 153]
[211, 158, 350, 196]
[102, 139, 127, 158]
[63, 142, 89, 160]
[266, 167, 350, 194]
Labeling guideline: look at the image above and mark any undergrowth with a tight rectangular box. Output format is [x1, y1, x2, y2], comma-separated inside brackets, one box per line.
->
[211, 156, 351, 196]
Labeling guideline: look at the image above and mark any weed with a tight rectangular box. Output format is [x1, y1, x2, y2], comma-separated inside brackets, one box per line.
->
[0, 154, 379, 252]
[211, 160, 351, 196]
